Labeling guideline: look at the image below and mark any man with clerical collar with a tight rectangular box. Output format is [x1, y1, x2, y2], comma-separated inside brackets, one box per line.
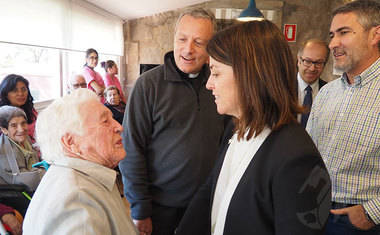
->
[119, 8, 225, 235]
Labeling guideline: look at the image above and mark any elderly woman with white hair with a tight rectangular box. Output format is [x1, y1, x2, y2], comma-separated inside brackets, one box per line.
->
[22, 89, 137, 235]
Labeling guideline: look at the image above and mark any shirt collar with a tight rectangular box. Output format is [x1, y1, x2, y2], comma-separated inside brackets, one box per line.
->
[51, 157, 117, 191]
[297, 73, 319, 91]
[164, 51, 209, 83]
[341, 57, 380, 87]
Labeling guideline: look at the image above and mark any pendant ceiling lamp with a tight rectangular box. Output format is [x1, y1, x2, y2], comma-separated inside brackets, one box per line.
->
[237, 0, 265, 21]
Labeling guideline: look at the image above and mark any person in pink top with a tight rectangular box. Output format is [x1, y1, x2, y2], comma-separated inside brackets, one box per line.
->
[101, 60, 126, 103]
[82, 48, 106, 103]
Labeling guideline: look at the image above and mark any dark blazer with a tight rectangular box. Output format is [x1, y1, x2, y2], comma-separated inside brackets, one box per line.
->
[318, 78, 327, 89]
[177, 121, 331, 235]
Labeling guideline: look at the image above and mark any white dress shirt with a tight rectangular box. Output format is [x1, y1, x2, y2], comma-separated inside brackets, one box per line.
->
[297, 73, 321, 122]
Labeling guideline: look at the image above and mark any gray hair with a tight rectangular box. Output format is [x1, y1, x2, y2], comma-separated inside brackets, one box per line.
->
[36, 89, 98, 162]
[104, 85, 120, 97]
[332, 0, 380, 51]
[0, 106, 27, 129]
[175, 8, 216, 33]
[333, 0, 380, 30]
[297, 38, 330, 62]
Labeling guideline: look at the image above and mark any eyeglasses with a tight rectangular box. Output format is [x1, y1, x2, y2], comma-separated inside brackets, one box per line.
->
[300, 57, 325, 68]
[72, 82, 87, 89]
[88, 56, 98, 60]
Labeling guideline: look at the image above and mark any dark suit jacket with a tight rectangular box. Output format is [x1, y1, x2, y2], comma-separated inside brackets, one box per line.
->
[176, 121, 331, 235]
[318, 79, 327, 89]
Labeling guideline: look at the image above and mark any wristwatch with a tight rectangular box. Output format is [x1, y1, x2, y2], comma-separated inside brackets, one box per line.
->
[364, 209, 375, 223]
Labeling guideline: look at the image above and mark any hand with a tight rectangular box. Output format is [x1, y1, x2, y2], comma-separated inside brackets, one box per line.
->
[1, 213, 22, 235]
[96, 90, 104, 97]
[331, 205, 375, 230]
[89, 81, 105, 97]
[133, 217, 152, 235]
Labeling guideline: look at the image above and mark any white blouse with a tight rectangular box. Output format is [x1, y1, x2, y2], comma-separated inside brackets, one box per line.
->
[211, 127, 271, 235]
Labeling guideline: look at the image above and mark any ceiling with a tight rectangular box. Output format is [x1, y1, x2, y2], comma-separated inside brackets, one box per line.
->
[86, 0, 210, 20]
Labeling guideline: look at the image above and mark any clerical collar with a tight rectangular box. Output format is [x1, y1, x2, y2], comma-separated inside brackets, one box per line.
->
[188, 73, 199, 79]
[170, 54, 201, 79]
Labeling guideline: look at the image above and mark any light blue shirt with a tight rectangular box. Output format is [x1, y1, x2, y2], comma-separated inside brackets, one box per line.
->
[307, 58, 380, 224]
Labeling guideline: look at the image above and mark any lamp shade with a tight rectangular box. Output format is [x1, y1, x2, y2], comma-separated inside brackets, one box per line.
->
[237, 0, 265, 21]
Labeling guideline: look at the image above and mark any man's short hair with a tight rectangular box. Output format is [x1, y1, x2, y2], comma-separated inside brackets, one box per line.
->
[175, 8, 216, 33]
[333, 0, 380, 51]
[297, 39, 330, 62]
[333, 0, 380, 30]
[36, 89, 98, 162]
[70, 74, 86, 89]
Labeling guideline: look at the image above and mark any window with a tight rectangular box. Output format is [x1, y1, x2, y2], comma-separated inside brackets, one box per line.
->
[0, 42, 122, 103]
[0, 0, 124, 105]
[64, 50, 121, 95]
[0, 43, 60, 102]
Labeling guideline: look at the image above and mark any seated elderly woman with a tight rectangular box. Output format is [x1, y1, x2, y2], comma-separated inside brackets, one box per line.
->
[104, 85, 126, 124]
[0, 106, 42, 193]
[22, 89, 137, 235]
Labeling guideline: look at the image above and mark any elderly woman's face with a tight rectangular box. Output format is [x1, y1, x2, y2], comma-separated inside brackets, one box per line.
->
[206, 57, 240, 118]
[106, 89, 120, 106]
[76, 99, 125, 168]
[1, 116, 28, 144]
[7, 81, 28, 107]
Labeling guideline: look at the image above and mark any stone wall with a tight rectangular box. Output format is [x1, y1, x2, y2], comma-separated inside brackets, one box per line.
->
[123, 0, 347, 95]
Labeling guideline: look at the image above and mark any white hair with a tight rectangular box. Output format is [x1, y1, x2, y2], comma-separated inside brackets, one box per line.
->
[36, 89, 98, 161]
[175, 8, 216, 33]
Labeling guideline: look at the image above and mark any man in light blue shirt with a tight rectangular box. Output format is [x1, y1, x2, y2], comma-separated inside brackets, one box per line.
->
[307, 0, 380, 234]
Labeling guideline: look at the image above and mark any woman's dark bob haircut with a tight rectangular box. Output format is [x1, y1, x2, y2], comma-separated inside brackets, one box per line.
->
[0, 74, 36, 124]
[207, 20, 302, 140]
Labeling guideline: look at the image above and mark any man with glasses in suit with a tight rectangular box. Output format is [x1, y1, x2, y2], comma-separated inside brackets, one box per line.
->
[296, 39, 329, 127]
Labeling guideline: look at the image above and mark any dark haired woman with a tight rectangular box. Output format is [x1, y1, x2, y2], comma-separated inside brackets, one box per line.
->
[82, 48, 105, 103]
[177, 20, 331, 235]
[0, 74, 38, 142]
[101, 60, 126, 103]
